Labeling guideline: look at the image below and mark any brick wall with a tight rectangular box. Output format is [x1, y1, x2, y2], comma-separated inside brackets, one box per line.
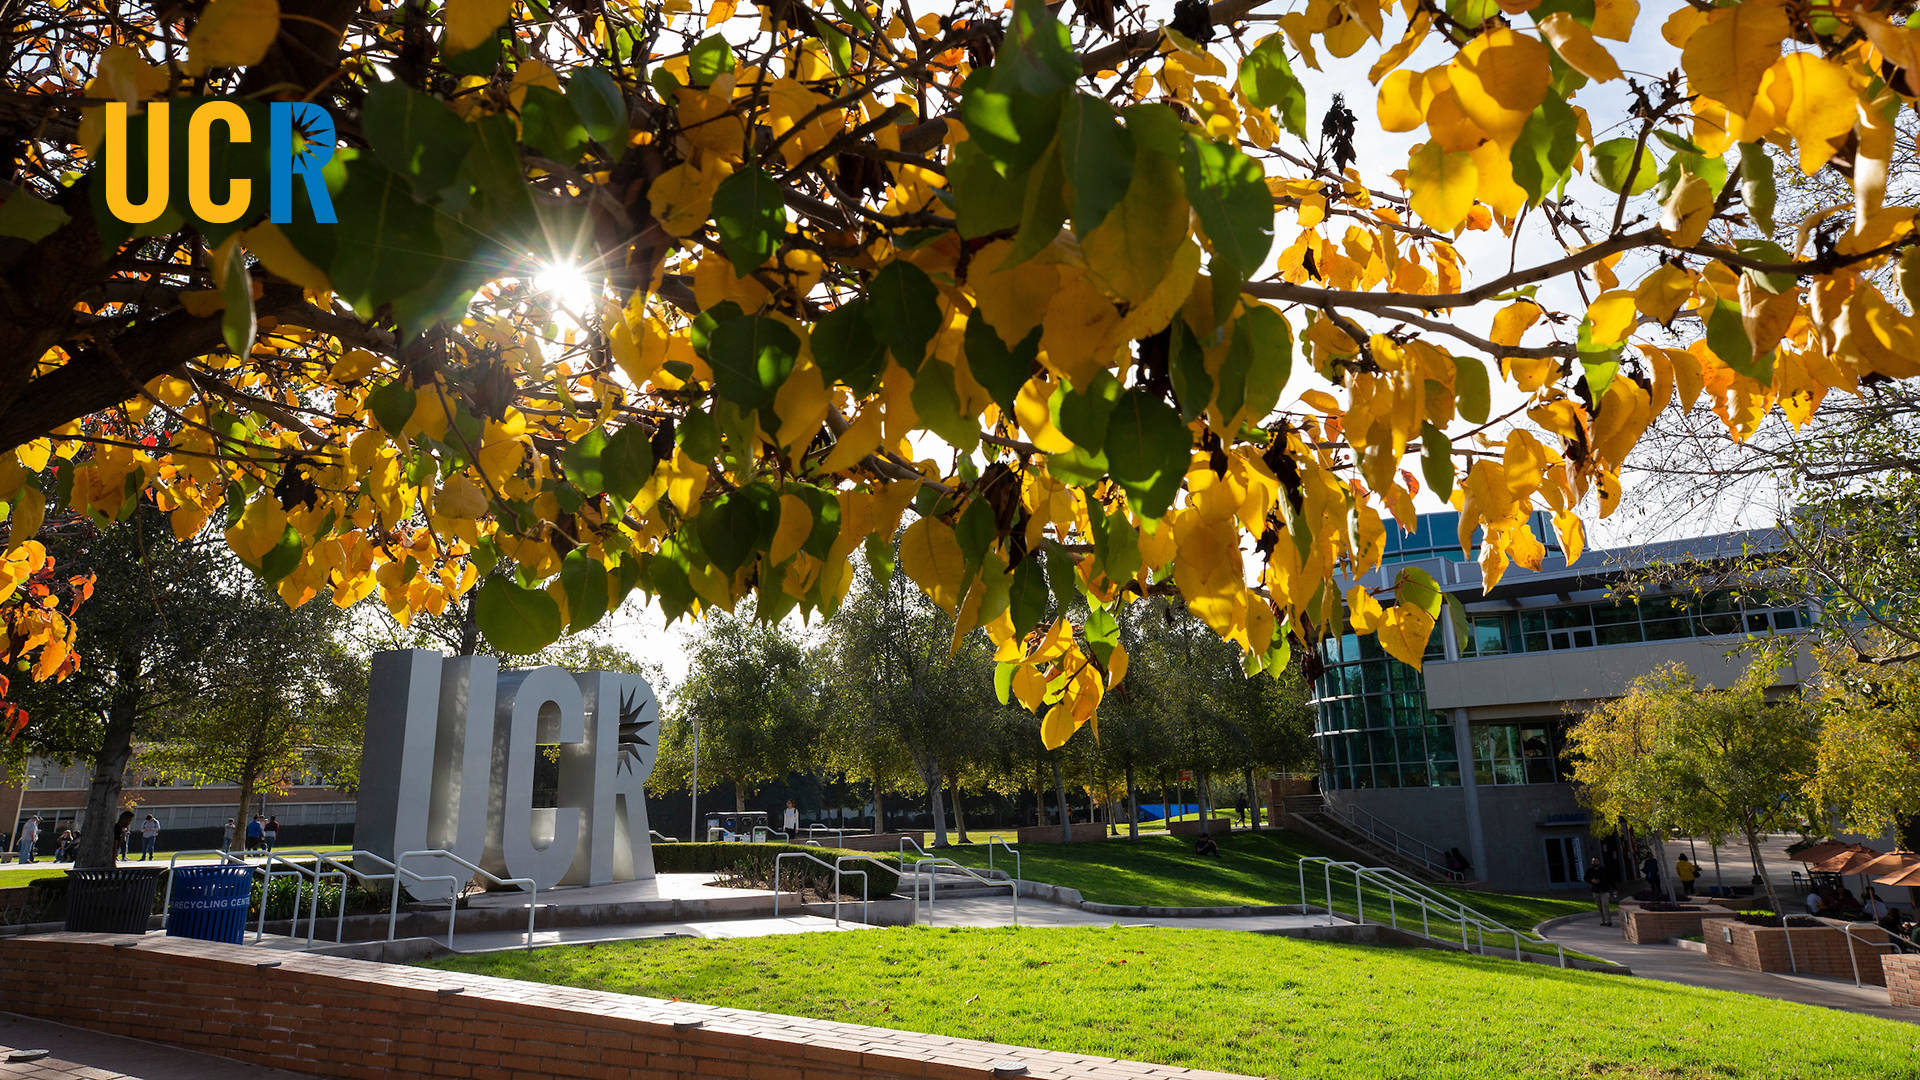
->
[1702, 917, 1893, 985]
[1619, 903, 1734, 944]
[1885, 954, 1920, 1007]
[0, 934, 1252, 1080]
[1166, 819, 1237, 838]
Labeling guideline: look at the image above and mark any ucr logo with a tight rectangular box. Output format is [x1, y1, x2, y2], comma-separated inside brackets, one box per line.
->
[102, 99, 336, 225]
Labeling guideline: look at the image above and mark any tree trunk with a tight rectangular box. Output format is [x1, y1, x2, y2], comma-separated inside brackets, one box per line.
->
[928, 759, 949, 848]
[734, 784, 746, 814]
[1650, 832, 1674, 902]
[1052, 754, 1071, 842]
[231, 776, 256, 854]
[1745, 814, 1785, 916]
[949, 778, 969, 844]
[1198, 769, 1212, 836]
[1244, 767, 1260, 829]
[872, 784, 885, 834]
[457, 588, 481, 655]
[74, 664, 140, 869]
[1125, 762, 1138, 840]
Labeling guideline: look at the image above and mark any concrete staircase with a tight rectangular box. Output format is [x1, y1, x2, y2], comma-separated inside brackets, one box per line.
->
[1284, 796, 1465, 885]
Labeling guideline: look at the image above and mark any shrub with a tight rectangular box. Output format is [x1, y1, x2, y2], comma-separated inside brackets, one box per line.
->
[653, 843, 902, 898]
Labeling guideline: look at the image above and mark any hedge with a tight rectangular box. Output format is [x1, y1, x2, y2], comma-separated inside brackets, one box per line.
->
[654, 843, 902, 898]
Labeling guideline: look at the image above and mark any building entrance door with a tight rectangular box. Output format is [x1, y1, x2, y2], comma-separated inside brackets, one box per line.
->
[1543, 835, 1585, 886]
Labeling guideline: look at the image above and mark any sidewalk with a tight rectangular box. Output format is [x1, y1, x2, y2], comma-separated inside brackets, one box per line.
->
[1544, 912, 1916, 1023]
[0, 1013, 315, 1079]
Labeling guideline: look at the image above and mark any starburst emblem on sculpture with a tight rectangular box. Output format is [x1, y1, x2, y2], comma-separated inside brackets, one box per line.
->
[616, 686, 655, 774]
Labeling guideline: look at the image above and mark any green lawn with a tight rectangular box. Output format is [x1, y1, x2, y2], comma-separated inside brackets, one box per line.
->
[422, 926, 1913, 1080]
[0, 844, 354, 888]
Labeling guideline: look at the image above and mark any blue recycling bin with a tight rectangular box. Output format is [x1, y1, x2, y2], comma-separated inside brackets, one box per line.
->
[165, 865, 253, 944]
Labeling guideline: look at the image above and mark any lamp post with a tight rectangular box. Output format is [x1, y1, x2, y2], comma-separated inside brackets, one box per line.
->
[688, 715, 701, 842]
[9, 766, 39, 858]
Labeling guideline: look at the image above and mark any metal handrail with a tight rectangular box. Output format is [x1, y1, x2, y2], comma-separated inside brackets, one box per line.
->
[752, 826, 791, 843]
[259, 851, 328, 946]
[1832, 919, 1905, 987]
[308, 850, 458, 946]
[913, 857, 1019, 927]
[1297, 857, 1563, 967]
[834, 854, 907, 924]
[398, 849, 539, 951]
[898, 835, 928, 866]
[986, 834, 1021, 887]
[1322, 797, 1453, 877]
[801, 825, 847, 847]
[772, 850, 865, 926]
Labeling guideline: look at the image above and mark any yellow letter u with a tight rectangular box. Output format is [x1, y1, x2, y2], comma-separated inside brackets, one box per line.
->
[104, 101, 171, 224]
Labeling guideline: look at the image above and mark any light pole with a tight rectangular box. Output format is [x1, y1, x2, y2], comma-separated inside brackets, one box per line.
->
[9, 766, 39, 859]
[688, 715, 701, 842]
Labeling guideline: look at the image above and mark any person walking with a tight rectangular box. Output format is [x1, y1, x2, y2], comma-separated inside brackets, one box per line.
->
[113, 811, 134, 861]
[245, 815, 264, 852]
[1640, 852, 1661, 899]
[138, 814, 160, 860]
[221, 818, 236, 852]
[263, 815, 279, 852]
[782, 799, 799, 834]
[1586, 856, 1616, 927]
[15, 814, 39, 863]
[1674, 854, 1699, 899]
[1234, 794, 1248, 825]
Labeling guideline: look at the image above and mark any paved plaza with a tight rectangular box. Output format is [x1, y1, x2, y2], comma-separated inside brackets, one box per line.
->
[0, 1013, 315, 1080]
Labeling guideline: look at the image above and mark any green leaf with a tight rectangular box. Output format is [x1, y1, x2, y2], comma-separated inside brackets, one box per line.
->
[1009, 553, 1050, 636]
[567, 68, 629, 149]
[793, 484, 842, 559]
[812, 300, 888, 395]
[1060, 95, 1134, 237]
[1056, 370, 1122, 451]
[868, 261, 941, 373]
[1591, 137, 1658, 197]
[1510, 96, 1579, 204]
[562, 427, 611, 495]
[1169, 322, 1214, 423]
[474, 575, 564, 655]
[326, 153, 446, 322]
[1419, 421, 1454, 501]
[964, 314, 1037, 413]
[710, 167, 787, 277]
[1083, 604, 1120, 666]
[954, 496, 997, 583]
[1706, 298, 1771, 380]
[560, 550, 610, 633]
[707, 315, 799, 410]
[814, 21, 852, 75]
[1396, 566, 1444, 617]
[1739, 141, 1776, 236]
[600, 424, 655, 502]
[1004, 136, 1069, 267]
[258, 524, 303, 583]
[217, 240, 255, 358]
[950, 139, 1027, 238]
[519, 86, 589, 165]
[0, 189, 70, 242]
[909, 359, 978, 451]
[366, 381, 418, 434]
[689, 35, 736, 85]
[1453, 355, 1491, 424]
[362, 82, 473, 199]
[1181, 134, 1274, 288]
[697, 483, 780, 575]
[1104, 389, 1190, 519]
[1734, 238, 1795, 294]
[1100, 508, 1141, 585]
[1215, 306, 1291, 427]
[994, 660, 1019, 704]
[1238, 35, 1307, 140]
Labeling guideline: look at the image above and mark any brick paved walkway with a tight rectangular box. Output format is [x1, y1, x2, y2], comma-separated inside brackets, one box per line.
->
[0, 1013, 316, 1079]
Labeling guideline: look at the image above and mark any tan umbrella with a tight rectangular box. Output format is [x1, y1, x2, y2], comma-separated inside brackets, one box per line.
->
[1859, 851, 1920, 881]
[1810, 844, 1883, 877]
[1792, 839, 1853, 865]
[1873, 860, 1920, 888]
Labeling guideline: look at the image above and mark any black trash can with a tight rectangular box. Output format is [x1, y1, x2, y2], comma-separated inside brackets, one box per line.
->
[64, 867, 166, 934]
[165, 865, 253, 944]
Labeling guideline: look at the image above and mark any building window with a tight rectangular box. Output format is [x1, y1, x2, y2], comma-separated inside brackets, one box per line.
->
[1454, 592, 1811, 658]
[1470, 722, 1570, 786]
[1312, 650, 1460, 791]
[1544, 835, 1585, 885]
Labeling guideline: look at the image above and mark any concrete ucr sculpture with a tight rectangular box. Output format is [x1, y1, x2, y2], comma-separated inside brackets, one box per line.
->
[356, 650, 660, 896]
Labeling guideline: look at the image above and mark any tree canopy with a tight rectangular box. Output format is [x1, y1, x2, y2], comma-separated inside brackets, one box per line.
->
[4, 0, 1915, 747]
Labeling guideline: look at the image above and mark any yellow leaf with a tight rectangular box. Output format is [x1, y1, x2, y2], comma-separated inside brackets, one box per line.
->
[1592, 0, 1638, 40]
[241, 222, 331, 295]
[1584, 290, 1637, 346]
[1659, 172, 1714, 248]
[1553, 510, 1586, 564]
[899, 516, 966, 614]
[1490, 300, 1543, 349]
[1775, 53, 1858, 174]
[1633, 264, 1694, 324]
[225, 494, 288, 563]
[1378, 603, 1435, 671]
[1467, 139, 1528, 221]
[445, 0, 513, 56]
[1538, 13, 1622, 82]
[772, 362, 830, 462]
[331, 348, 378, 382]
[1406, 142, 1478, 232]
[1590, 374, 1653, 468]
[819, 408, 883, 474]
[1367, 13, 1433, 83]
[186, 0, 280, 75]
[972, 241, 1060, 347]
[1080, 146, 1190, 308]
[7, 489, 44, 552]
[1680, 0, 1790, 118]
[769, 494, 813, 565]
[180, 290, 226, 317]
[1039, 702, 1080, 749]
[1346, 584, 1385, 633]
[1376, 69, 1430, 133]
[437, 473, 488, 519]
[648, 159, 729, 237]
[1014, 378, 1075, 454]
[1447, 29, 1552, 151]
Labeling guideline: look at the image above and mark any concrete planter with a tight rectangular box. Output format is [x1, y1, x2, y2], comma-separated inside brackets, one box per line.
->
[1014, 823, 1107, 844]
[1618, 901, 1735, 944]
[1167, 817, 1238, 837]
[1702, 916, 1894, 985]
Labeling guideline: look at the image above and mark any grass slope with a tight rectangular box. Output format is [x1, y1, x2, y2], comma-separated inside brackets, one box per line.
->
[424, 926, 1913, 1080]
[0, 844, 354, 888]
[930, 830, 1589, 929]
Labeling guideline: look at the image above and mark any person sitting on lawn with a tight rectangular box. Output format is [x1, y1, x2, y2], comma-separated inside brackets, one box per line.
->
[1194, 833, 1220, 858]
